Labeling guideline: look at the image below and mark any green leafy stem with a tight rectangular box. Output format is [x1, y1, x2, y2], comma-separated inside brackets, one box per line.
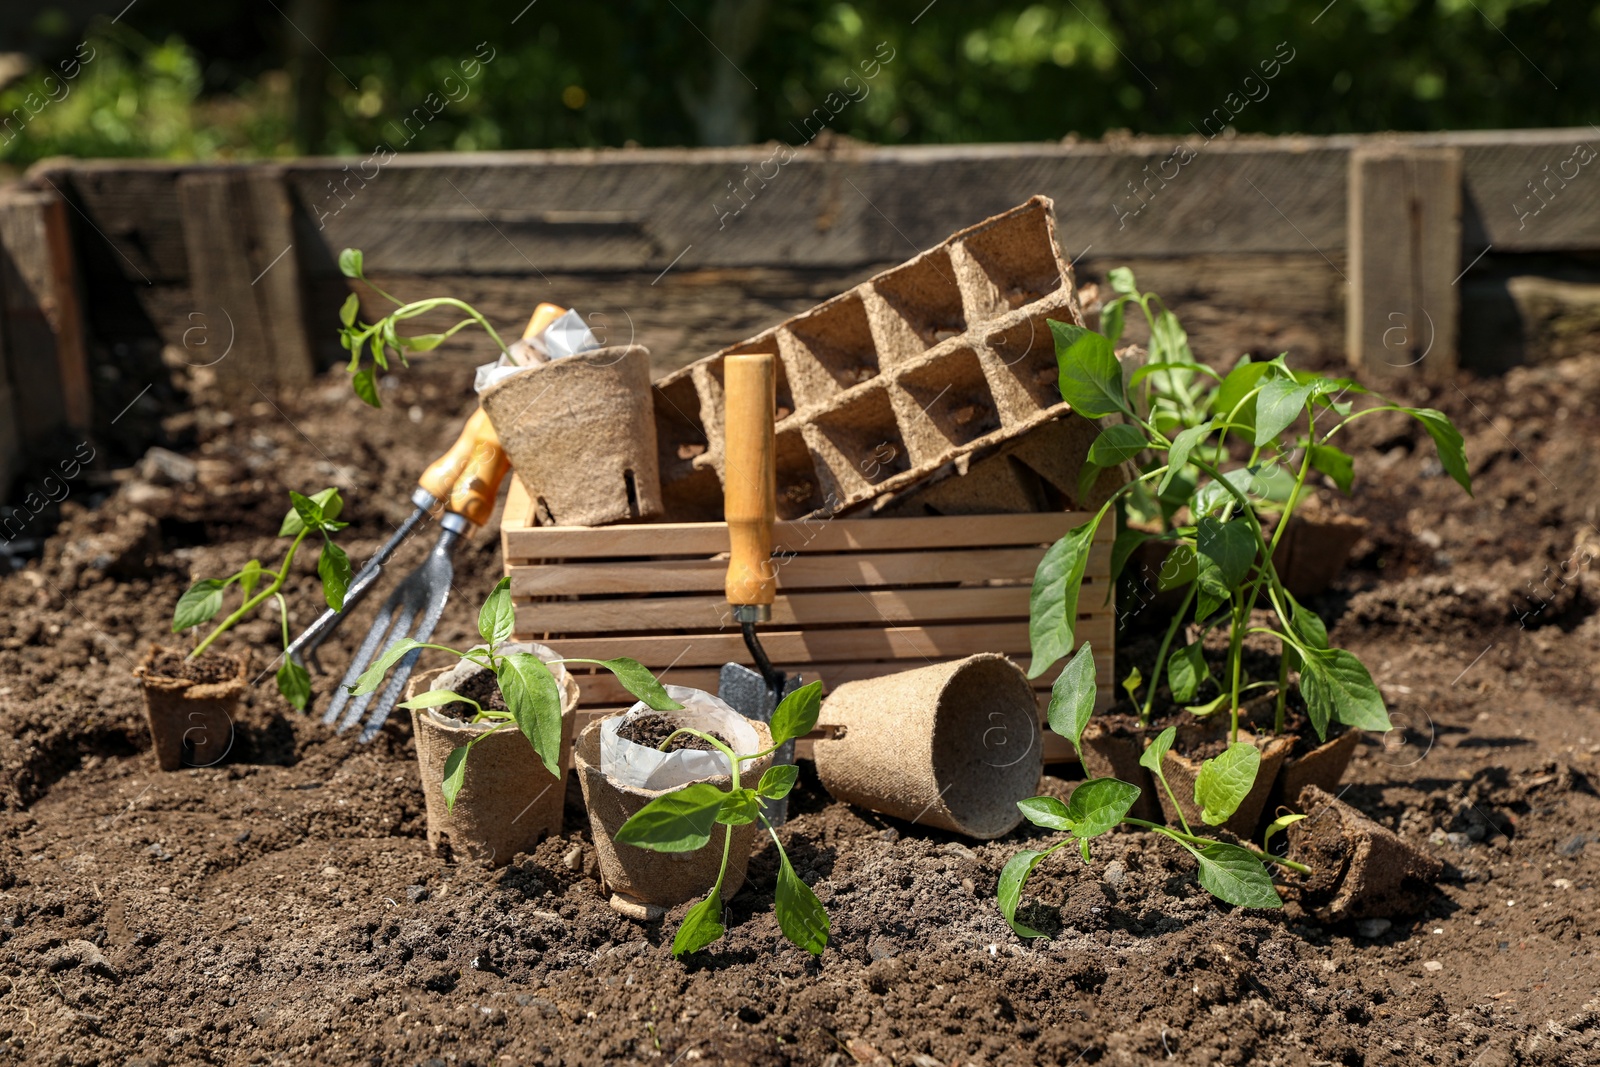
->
[171, 488, 352, 711]
[613, 681, 831, 958]
[335, 247, 512, 407]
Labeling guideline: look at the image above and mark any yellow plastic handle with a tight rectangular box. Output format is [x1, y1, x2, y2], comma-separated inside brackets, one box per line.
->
[524, 303, 567, 341]
[418, 408, 508, 526]
[723, 354, 777, 609]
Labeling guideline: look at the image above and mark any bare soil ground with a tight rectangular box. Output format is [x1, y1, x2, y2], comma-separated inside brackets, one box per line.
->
[1, 338, 1598, 1066]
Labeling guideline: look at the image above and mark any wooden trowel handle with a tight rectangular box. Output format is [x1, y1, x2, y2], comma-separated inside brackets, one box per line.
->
[723, 354, 777, 613]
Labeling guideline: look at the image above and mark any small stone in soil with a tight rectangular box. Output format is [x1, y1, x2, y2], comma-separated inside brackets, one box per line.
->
[1102, 860, 1128, 887]
[1422, 960, 1443, 972]
[1558, 834, 1588, 855]
[562, 846, 583, 871]
[1356, 918, 1392, 938]
[616, 714, 727, 752]
[405, 885, 429, 903]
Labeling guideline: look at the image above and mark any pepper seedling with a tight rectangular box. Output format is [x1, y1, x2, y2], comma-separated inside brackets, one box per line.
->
[1030, 267, 1473, 752]
[172, 488, 352, 710]
[335, 247, 513, 407]
[613, 681, 831, 958]
[998, 644, 1310, 933]
[347, 577, 683, 807]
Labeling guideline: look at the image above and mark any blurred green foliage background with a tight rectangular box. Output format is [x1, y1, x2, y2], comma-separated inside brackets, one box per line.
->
[0, 0, 1588, 169]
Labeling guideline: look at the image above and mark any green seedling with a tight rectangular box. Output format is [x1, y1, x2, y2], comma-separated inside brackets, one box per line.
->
[349, 577, 683, 808]
[613, 681, 831, 958]
[172, 488, 352, 710]
[999, 647, 1311, 932]
[335, 247, 512, 407]
[1030, 268, 1473, 751]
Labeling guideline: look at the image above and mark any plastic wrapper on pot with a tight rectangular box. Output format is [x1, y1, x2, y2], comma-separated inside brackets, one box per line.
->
[408, 642, 579, 867]
[811, 653, 1043, 840]
[576, 699, 773, 915]
[600, 687, 761, 791]
[134, 645, 246, 771]
[479, 346, 663, 528]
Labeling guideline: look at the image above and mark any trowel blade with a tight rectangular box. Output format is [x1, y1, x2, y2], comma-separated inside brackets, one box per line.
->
[718, 662, 804, 826]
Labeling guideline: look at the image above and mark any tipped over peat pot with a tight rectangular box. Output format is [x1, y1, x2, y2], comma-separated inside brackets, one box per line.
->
[478, 346, 663, 527]
[576, 704, 774, 919]
[811, 653, 1043, 840]
[133, 645, 246, 771]
[407, 643, 579, 867]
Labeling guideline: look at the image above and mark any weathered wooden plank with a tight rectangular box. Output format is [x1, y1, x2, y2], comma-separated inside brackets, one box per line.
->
[179, 170, 314, 389]
[509, 543, 1107, 596]
[1346, 147, 1462, 380]
[0, 188, 91, 444]
[518, 616, 1116, 666]
[505, 511, 1092, 559]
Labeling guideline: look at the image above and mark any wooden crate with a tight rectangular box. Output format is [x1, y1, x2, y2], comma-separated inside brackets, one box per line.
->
[501, 478, 1114, 762]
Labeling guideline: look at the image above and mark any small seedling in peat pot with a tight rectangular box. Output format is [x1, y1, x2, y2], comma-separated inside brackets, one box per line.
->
[998, 648, 1310, 934]
[172, 488, 352, 709]
[335, 248, 514, 407]
[348, 577, 683, 807]
[614, 681, 831, 958]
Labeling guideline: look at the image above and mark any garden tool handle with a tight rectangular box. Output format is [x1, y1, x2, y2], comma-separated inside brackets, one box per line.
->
[416, 409, 508, 527]
[524, 303, 566, 341]
[723, 353, 777, 615]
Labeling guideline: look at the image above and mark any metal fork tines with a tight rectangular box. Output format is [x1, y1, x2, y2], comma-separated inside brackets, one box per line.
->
[323, 512, 469, 742]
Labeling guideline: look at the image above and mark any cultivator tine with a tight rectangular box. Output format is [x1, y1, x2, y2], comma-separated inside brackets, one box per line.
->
[334, 601, 419, 733]
[358, 565, 455, 742]
[323, 597, 401, 726]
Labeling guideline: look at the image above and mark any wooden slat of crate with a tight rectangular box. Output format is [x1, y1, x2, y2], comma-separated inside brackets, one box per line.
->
[502, 478, 1114, 763]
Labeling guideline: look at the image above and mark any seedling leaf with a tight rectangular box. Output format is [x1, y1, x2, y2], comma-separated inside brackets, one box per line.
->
[279, 487, 342, 537]
[1049, 322, 1127, 418]
[769, 680, 823, 746]
[441, 744, 469, 812]
[347, 637, 429, 695]
[1109, 529, 1150, 587]
[397, 688, 470, 712]
[615, 782, 727, 853]
[1167, 641, 1209, 703]
[1194, 743, 1261, 825]
[599, 658, 683, 711]
[671, 888, 725, 957]
[1254, 376, 1316, 445]
[398, 332, 447, 352]
[1066, 777, 1141, 838]
[1196, 516, 1256, 601]
[1160, 420, 1213, 494]
[338, 248, 364, 278]
[339, 292, 359, 327]
[716, 788, 761, 826]
[1045, 642, 1097, 761]
[1027, 520, 1099, 677]
[757, 764, 799, 800]
[1290, 601, 1329, 650]
[1107, 266, 1137, 294]
[1100, 296, 1126, 344]
[172, 579, 226, 632]
[1299, 647, 1390, 737]
[1262, 812, 1307, 852]
[238, 559, 263, 600]
[1140, 726, 1177, 776]
[318, 541, 351, 612]
[497, 653, 564, 778]
[1121, 666, 1143, 702]
[1212, 358, 1270, 431]
[478, 577, 515, 647]
[1404, 407, 1473, 495]
[997, 849, 1052, 938]
[1016, 796, 1074, 832]
[1087, 423, 1146, 467]
[1194, 840, 1282, 909]
[1309, 443, 1354, 494]
[276, 658, 311, 711]
[774, 851, 830, 955]
[351, 367, 381, 408]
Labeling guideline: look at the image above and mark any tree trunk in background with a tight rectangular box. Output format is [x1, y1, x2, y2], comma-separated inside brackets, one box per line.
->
[286, 0, 335, 154]
[677, 0, 767, 146]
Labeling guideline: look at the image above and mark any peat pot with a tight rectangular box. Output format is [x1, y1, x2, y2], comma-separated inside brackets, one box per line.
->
[478, 346, 663, 527]
[1152, 722, 1296, 839]
[812, 654, 1043, 840]
[576, 691, 773, 920]
[408, 642, 579, 867]
[134, 644, 246, 771]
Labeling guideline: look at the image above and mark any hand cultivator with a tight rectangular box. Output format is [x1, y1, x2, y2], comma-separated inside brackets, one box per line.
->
[317, 408, 510, 741]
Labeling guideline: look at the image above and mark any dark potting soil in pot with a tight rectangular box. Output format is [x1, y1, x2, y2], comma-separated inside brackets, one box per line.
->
[434, 668, 509, 720]
[615, 713, 729, 752]
[142, 649, 243, 684]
